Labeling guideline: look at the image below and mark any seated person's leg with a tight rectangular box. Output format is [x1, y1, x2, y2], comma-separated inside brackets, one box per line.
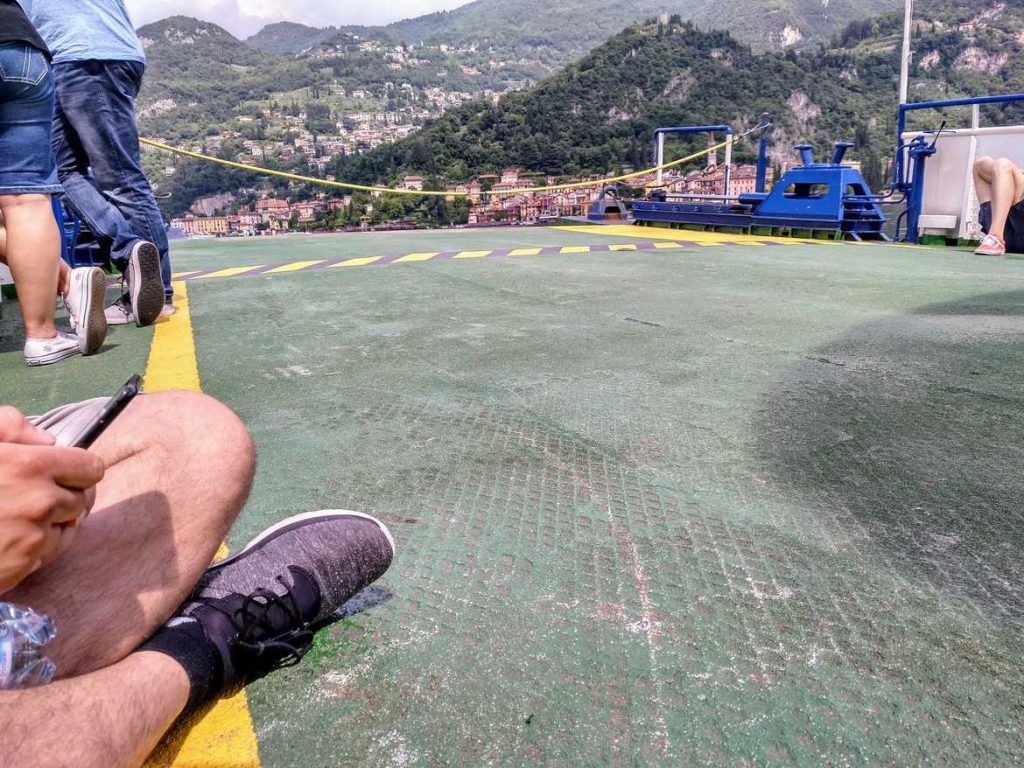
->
[0, 503, 396, 768]
[0, 391, 395, 767]
[5, 391, 255, 676]
[974, 156, 1024, 255]
[0, 650, 190, 768]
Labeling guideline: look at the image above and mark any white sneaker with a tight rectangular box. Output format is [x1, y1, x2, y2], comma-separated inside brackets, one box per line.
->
[24, 330, 81, 367]
[64, 267, 108, 355]
[105, 295, 175, 325]
[105, 294, 134, 326]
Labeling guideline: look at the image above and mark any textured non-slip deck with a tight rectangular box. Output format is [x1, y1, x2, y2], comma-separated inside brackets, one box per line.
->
[1, 226, 1021, 766]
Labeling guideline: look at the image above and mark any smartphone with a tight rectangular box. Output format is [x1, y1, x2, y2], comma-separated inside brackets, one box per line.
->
[70, 374, 143, 449]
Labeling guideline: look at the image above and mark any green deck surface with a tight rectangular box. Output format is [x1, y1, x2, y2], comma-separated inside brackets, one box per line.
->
[2, 227, 1023, 766]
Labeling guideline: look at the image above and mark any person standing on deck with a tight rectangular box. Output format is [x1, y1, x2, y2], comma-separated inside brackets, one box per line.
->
[19, 0, 172, 327]
[0, 0, 108, 365]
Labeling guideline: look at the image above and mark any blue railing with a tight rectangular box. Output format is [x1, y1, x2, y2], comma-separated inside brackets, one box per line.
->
[894, 93, 1024, 190]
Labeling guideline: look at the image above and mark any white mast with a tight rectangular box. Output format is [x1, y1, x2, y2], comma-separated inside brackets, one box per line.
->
[899, 0, 914, 104]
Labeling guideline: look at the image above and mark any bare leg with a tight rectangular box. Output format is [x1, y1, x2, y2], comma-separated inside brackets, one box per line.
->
[0, 651, 189, 768]
[973, 157, 1024, 241]
[5, 390, 256, 675]
[0, 194, 60, 339]
[974, 156, 995, 205]
[56, 258, 71, 298]
[0, 213, 69, 296]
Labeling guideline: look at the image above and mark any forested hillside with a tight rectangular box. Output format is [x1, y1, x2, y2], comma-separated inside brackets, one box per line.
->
[335, 2, 1024, 191]
[248, 0, 901, 59]
[138, 17, 316, 139]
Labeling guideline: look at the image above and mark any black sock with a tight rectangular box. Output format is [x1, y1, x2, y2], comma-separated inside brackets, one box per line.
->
[139, 617, 221, 713]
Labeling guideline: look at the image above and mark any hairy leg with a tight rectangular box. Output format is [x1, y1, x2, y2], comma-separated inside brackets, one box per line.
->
[5, 390, 256, 675]
[0, 651, 188, 768]
[0, 194, 60, 339]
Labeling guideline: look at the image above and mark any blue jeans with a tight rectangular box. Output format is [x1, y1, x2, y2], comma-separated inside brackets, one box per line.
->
[0, 43, 62, 195]
[51, 60, 172, 299]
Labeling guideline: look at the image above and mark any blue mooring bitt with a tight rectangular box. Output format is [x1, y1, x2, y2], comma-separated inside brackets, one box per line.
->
[626, 141, 889, 241]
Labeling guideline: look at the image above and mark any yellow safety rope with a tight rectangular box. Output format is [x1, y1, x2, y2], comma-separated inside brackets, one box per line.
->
[140, 125, 764, 198]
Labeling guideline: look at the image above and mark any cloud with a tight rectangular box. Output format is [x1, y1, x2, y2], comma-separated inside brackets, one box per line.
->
[125, 0, 471, 38]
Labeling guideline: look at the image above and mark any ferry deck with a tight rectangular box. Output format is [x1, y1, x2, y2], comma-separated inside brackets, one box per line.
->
[1, 224, 1022, 766]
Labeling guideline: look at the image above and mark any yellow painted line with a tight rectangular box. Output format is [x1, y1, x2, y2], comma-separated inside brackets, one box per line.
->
[609, 244, 637, 251]
[652, 241, 685, 249]
[453, 250, 492, 259]
[143, 283, 201, 393]
[264, 259, 327, 274]
[196, 265, 267, 280]
[172, 271, 201, 279]
[329, 255, 383, 268]
[394, 251, 440, 263]
[509, 247, 542, 257]
[560, 246, 592, 254]
[556, 223, 820, 245]
[142, 282, 261, 768]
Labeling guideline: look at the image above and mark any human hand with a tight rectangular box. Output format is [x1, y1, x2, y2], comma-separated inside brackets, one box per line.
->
[0, 406, 54, 447]
[0, 408, 105, 594]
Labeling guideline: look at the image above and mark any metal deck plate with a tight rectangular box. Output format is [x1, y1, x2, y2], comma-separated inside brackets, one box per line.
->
[1, 227, 1021, 766]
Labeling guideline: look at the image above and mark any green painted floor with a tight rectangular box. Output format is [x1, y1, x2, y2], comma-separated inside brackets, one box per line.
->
[2, 227, 1023, 766]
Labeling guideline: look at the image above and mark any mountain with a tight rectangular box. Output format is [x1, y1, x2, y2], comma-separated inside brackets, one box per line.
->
[247, 0, 903, 59]
[137, 17, 315, 137]
[244, 21, 339, 55]
[386, 0, 901, 55]
[137, 1, 1023, 218]
[335, 1, 1024, 189]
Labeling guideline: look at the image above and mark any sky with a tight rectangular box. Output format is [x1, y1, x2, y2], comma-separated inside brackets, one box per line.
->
[124, 0, 472, 38]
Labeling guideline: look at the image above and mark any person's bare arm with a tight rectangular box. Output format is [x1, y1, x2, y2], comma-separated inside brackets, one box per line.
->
[0, 407, 105, 595]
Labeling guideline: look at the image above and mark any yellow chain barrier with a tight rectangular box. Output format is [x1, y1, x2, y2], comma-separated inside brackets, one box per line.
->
[140, 125, 765, 198]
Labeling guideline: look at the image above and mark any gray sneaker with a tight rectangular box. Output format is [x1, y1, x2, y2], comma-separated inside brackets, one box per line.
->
[176, 511, 395, 688]
[125, 240, 163, 327]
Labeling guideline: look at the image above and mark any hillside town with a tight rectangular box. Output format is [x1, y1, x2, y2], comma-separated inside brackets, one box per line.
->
[144, 28, 787, 239]
[169, 162, 776, 237]
[149, 81, 492, 174]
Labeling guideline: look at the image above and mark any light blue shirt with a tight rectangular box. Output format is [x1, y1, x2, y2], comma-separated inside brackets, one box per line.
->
[18, 0, 145, 65]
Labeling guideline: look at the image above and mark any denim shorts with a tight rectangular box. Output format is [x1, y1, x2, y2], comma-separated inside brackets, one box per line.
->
[0, 43, 61, 196]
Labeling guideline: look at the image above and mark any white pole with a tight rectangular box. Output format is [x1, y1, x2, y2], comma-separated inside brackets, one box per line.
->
[899, 0, 914, 105]
[723, 135, 733, 198]
[656, 133, 665, 186]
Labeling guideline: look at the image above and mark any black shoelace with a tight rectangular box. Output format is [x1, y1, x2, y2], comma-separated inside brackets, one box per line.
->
[212, 575, 316, 671]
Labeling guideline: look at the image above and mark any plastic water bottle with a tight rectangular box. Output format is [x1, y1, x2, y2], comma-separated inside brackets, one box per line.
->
[0, 603, 56, 689]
